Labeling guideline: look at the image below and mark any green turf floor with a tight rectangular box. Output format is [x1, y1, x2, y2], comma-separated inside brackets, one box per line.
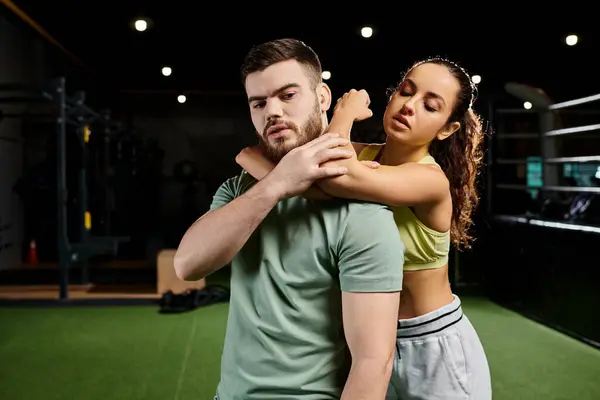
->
[0, 297, 599, 399]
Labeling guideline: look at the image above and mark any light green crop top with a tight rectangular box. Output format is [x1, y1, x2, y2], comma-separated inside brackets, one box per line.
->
[357, 144, 450, 271]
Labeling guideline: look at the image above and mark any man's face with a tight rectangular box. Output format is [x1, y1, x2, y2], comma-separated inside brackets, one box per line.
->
[245, 59, 325, 161]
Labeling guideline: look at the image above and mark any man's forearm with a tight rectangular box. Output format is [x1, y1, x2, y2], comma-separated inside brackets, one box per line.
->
[341, 356, 394, 400]
[174, 179, 280, 280]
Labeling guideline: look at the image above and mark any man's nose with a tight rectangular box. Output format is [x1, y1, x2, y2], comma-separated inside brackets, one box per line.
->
[265, 99, 283, 120]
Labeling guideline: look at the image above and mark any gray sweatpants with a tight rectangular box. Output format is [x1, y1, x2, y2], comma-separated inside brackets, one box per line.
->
[386, 295, 492, 399]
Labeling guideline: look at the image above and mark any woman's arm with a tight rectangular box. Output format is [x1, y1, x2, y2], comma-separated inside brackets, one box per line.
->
[322, 90, 371, 159]
[235, 144, 449, 207]
[317, 90, 449, 207]
[317, 161, 450, 207]
[235, 147, 275, 182]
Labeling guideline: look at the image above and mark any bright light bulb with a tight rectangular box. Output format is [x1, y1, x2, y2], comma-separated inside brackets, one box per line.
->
[565, 34, 578, 46]
[471, 75, 481, 84]
[524, 101, 532, 110]
[322, 71, 331, 80]
[134, 19, 147, 32]
[177, 95, 186, 104]
[361, 26, 373, 38]
[162, 66, 172, 76]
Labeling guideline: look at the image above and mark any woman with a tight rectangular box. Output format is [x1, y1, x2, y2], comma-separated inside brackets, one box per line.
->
[237, 57, 491, 399]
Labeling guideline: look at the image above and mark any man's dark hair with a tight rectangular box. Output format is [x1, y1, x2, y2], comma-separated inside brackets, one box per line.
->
[240, 38, 322, 89]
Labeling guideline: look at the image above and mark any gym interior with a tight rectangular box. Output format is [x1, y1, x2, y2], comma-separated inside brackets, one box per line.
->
[0, 4, 599, 399]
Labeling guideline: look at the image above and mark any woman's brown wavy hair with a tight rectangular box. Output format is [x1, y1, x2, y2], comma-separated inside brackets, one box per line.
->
[394, 57, 486, 249]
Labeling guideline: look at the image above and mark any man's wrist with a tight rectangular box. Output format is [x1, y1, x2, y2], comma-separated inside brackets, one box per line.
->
[254, 175, 286, 203]
[341, 358, 393, 400]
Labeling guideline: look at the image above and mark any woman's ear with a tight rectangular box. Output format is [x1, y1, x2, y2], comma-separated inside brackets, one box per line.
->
[437, 121, 460, 141]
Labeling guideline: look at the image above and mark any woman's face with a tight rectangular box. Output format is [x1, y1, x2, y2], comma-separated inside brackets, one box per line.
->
[383, 62, 461, 146]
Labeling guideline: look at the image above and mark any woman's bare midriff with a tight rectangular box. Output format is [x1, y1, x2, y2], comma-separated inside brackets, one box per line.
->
[398, 264, 454, 319]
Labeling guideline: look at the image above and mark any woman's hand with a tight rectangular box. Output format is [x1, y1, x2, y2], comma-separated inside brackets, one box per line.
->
[333, 89, 374, 122]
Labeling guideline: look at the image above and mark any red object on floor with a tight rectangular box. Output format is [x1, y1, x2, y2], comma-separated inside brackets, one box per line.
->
[27, 239, 38, 264]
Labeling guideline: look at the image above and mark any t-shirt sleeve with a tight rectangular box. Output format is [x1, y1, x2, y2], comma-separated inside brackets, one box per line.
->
[210, 178, 237, 211]
[337, 203, 404, 292]
[209, 171, 256, 211]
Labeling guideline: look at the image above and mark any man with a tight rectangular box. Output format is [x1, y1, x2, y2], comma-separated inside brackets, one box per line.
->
[174, 38, 404, 400]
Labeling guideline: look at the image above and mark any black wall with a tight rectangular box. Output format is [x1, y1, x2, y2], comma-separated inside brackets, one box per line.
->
[480, 219, 600, 347]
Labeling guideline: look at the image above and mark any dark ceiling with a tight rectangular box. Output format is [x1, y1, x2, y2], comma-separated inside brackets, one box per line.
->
[3, 1, 598, 110]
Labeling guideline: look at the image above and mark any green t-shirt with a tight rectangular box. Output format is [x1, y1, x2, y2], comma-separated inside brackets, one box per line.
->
[211, 171, 404, 400]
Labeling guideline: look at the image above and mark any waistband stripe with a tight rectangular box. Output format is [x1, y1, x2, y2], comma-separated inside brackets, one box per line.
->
[396, 297, 465, 339]
[397, 304, 461, 330]
[396, 313, 463, 339]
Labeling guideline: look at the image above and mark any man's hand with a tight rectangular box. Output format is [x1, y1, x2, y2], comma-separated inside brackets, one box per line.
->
[263, 133, 353, 200]
[237, 145, 379, 183]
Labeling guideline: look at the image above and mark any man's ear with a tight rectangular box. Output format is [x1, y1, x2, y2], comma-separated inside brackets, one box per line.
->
[437, 121, 460, 141]
[317, 82, 332, 112]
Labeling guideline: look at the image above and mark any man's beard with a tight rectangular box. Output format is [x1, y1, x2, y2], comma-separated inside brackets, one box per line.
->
[257, 101, 323, 162]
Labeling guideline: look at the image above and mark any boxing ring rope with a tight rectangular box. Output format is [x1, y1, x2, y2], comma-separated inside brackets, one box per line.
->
[488, 85, 600, 233]
[549, 93, 600, 110]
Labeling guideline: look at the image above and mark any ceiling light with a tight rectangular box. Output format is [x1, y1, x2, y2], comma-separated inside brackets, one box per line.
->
[322, 71, 331, 80]
[177, 95, 186, 104]
[471, 75, 481, 84]
[360, 26, 373, 38]
[565, 34, 578, 46]
[134, 19, 147, 32]
[162, 66, 172, 76]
